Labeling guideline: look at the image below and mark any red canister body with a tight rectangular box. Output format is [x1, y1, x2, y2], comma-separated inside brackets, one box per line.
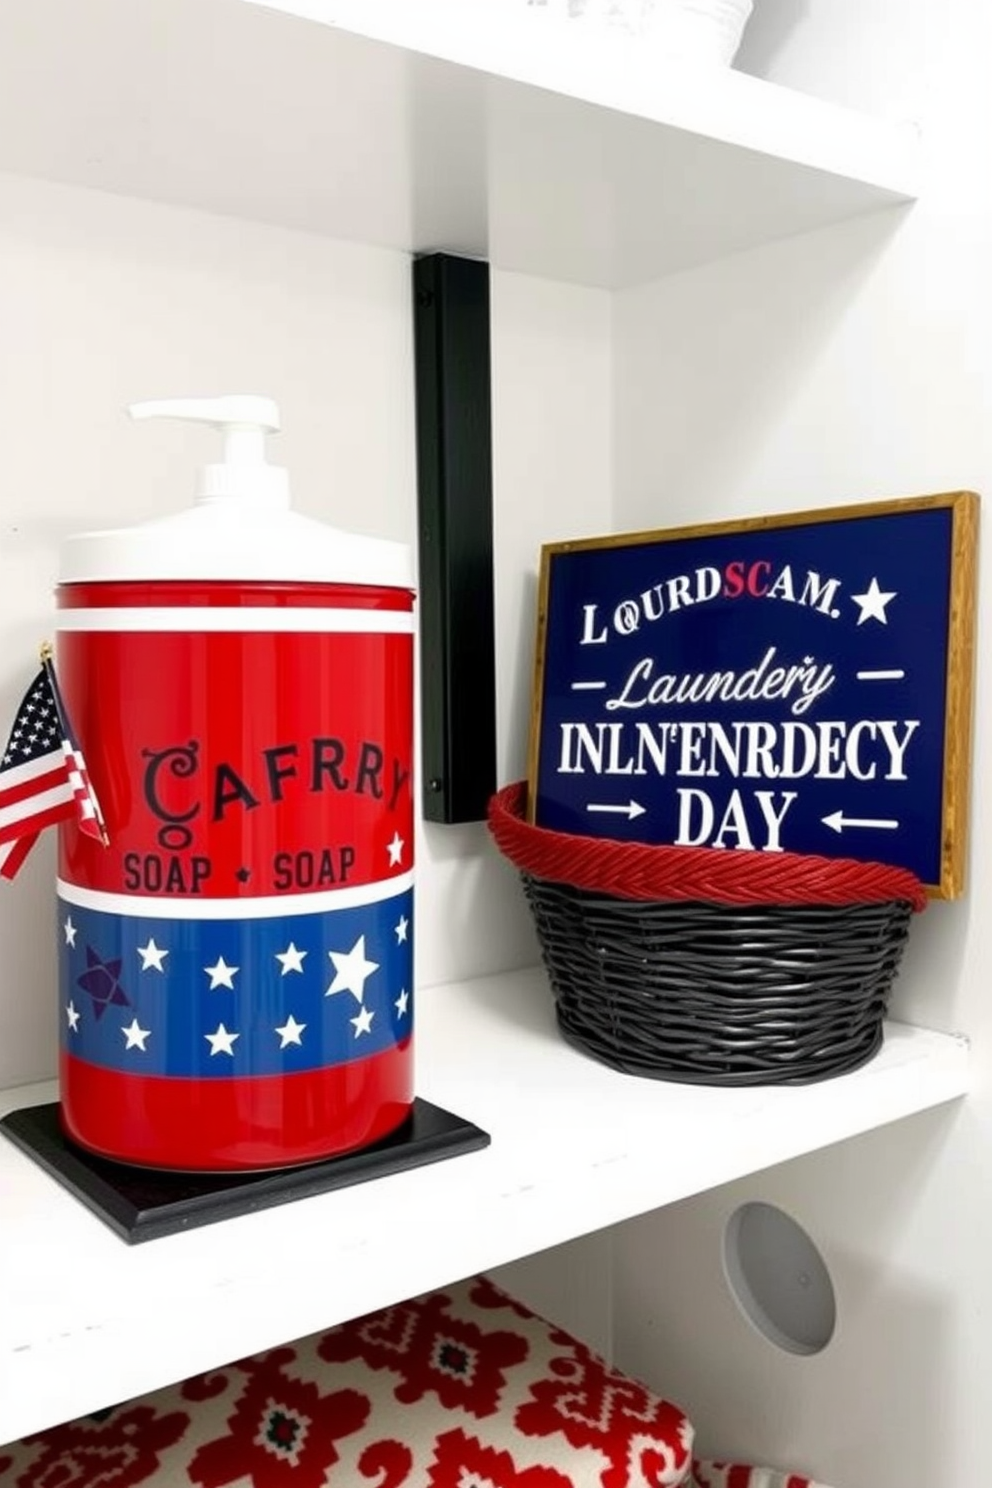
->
[56, 579, 414, 1171]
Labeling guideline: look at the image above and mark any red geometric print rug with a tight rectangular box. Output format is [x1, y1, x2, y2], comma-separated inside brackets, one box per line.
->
[0, 1275, 833, 1487]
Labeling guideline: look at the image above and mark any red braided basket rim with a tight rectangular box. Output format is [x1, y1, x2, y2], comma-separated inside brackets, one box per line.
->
[488, 782, 928, 912]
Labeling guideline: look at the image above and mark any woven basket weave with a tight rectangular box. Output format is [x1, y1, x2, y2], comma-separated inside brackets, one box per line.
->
[488, 782, 927, 1087]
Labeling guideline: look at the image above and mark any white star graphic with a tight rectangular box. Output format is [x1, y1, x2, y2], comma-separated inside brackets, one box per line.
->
[395, 915, 409, 944]
[122, 1018, 151, 1051]
[205, 1023, 239, 1056]
[204, 955, 239, 990]
[351, 1005, 375, 1037]
[395, 988, 410, 1018]
[386, 832, 405, 867]
[275, 942, 307, 976]
[66, 1000, 80, 1032]
[275, 1014, 306, 1048]
[851, 577, 897, 625]
[137, 937, 168, 973]
[64, 916, 77, 947]
[326, 935, 379, 1004]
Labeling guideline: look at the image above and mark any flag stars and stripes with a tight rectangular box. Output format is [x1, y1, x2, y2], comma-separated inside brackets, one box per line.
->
[205, 1023, 239, 1057]
[395, 988, 410, 1019]
[1, 658, 107, 881]
[394, 915, 409, 944]
[122, 1018, 151, 1051]
[65, 1000, 80, 1032]
[326, 935, 379, 1004]
[386, 832, 405, 867]
[64, 916, 78, 947]
[204, 955, 238, 990]
[275, 1014, 306, 1048]
[275, 942, 307, 976]
[137, 937, 168, 972]
[351, 1006, 374, 1038]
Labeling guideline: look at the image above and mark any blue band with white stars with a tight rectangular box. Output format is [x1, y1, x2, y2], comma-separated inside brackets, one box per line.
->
[59, 888, 414, 1079]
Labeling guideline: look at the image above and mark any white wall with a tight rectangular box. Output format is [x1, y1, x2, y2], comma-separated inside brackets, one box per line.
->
[422, 267, 613, 990]
[612, 1106, 978, 1488]
[0, 171, 611, 1088]
[608, 1, 992, 1482]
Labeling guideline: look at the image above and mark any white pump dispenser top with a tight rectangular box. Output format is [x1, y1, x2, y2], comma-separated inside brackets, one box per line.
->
[59, 395, 412, 588]
[127, 395, 291, 510]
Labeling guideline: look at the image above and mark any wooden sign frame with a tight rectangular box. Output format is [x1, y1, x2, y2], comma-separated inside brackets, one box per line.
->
[527, 492, 979, 898]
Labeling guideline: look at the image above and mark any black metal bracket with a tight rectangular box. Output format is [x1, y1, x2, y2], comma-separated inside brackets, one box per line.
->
[412, 253, 497, 824]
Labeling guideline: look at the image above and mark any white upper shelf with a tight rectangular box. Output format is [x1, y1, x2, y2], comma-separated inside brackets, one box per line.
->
[0, 967, 968, 1445]
[0, 0, 919, 288]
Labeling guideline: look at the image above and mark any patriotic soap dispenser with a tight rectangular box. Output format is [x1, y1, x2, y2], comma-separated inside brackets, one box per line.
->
[55, 396, 415, 1171]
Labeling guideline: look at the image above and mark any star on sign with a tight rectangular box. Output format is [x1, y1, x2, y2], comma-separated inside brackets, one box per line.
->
[275, 1014, 306, 1048]
[851, 577, 896, 625]
[326, 935, 379, 1004]
[395, 915, 409, 944]
[205, 1023, 239, 1057]
[386, 832, 405, 867]
[205, 955, 239, 990]
[137, 937, 168, 973]
[275, 942, 307, 976]
[64, 916, 77, 947]
[395, 988, 410, 1018]
[122, 1018, 151, 1051]
[65, 1001, 81, 1032]
[351, 1005, 375, 1037]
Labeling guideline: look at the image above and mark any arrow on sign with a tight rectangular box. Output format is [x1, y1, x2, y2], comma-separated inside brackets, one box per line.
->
[822, 811, 899, 834]
[587, 800, 646, 821]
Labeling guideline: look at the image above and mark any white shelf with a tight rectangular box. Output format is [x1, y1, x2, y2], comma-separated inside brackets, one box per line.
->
[0, 0, 918, 288]
[0, 966, 968, 1444]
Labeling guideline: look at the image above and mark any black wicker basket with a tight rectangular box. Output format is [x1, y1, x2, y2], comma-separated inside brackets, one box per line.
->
[489, 783, 926, 1087]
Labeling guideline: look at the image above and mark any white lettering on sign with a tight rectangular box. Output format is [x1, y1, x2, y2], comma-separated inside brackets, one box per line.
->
[604, 647, 835, 718]
[675, 788, 798, 853]
[578, 563, 843, 645]
[557, 718, 919, 782]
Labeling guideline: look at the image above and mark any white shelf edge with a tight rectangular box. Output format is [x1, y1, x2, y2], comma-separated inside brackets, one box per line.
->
[255, 0, 921, 196]
[0, 966, 968, 1445]
[0, 0, 919, 290]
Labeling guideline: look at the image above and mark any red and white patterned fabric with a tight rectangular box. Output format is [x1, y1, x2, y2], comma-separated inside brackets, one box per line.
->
[692, 1467, 828, 1488]
[0, 1275, 832, 1487]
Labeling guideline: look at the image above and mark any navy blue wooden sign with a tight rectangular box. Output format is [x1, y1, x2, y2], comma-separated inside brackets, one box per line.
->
[528, 493, 978, 897]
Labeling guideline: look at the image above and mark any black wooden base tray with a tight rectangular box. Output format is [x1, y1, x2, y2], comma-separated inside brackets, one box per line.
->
[0, 1099, 490, 1244]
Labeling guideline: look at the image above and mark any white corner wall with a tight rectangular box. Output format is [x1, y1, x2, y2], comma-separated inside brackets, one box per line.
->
[0, 172, 611, 1088]
[610, 1103, 979, 1487]
[609, 0, 992, 1482]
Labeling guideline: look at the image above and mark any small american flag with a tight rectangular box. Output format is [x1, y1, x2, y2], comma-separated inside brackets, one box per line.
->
[0, 650, 108, 882]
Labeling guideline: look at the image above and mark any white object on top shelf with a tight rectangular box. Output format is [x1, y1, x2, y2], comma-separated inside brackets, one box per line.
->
[0, 966, 968, 1445]
[0, 0, 918, 289]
